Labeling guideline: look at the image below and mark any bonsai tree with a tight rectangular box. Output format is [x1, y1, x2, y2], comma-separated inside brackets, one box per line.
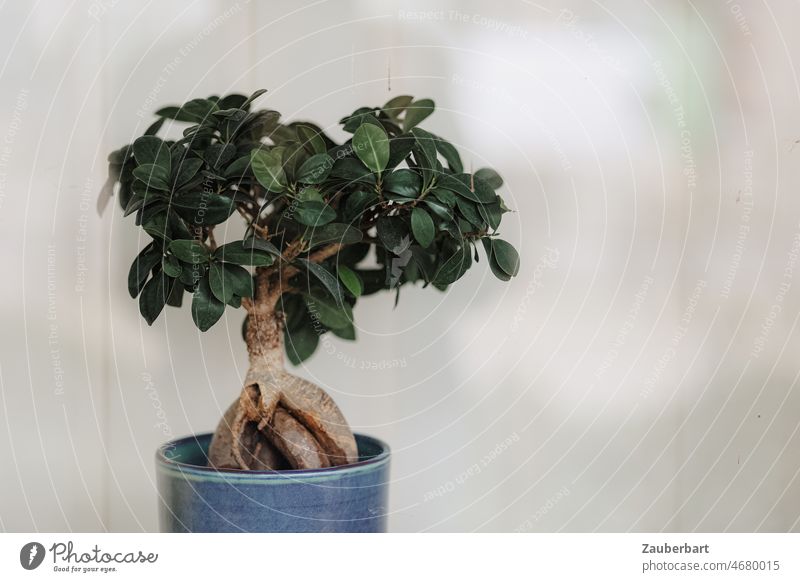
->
[103, 89, 519, 471]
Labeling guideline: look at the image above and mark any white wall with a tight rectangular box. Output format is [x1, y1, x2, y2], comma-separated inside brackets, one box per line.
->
[1, 0, 799, 532]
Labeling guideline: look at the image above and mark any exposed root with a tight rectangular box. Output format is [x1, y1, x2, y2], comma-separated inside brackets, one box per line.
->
[207, 270, 358, 471]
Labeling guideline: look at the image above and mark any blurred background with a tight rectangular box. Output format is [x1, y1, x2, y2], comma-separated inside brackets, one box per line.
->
[1, 0, 800, 532]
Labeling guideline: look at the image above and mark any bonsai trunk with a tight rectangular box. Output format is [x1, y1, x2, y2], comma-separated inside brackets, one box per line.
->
[208, 274, 358, 470]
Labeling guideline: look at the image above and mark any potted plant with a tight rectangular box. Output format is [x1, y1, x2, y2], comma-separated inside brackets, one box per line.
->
[102, 89, 520, 532]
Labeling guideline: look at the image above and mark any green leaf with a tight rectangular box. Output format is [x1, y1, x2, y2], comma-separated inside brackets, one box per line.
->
[377, 216, 410, 254]
[435, 136, 463, 173]
[128, 244, 161, 298]
[133, 136, 171, 173]
[438, 173, 496, 204]
[305, 294, 353, 330]
[343, 190, 378, 221]
[330, 157, 376, 185]
[170, 192, 237, 225]
[250, 149, 287, 192]
[478, 201, 502, 231]
[423, 198, 453, 221]
[243, 237, 281, 256]
[213, 242, 274, 266]
[169, 239, 209, 263]
[224, 155, 253, 178]
[294, 200, 336, 226]
[208, 262, 232, 304]
[306, 223, 362, 249]
[382, 95, 414, 119]
[481, 238, 511, 281]
[475, 167, 503, 189]
[156, 98, 218, 123]
[296, 259, 344, 305]
[456, 197, 483, 227]
[411, 207, 435, 248]
[241, 88, 267, 109]
[162, 254, 182, 278]
[410, 127, 438, 170]
[191, 275, 225, 331]
[284, 325, 319, 365]
[296, 123, 327, 155]
[132, 164, 170, 190]
[434, 245, 472, 285]
[383, 169, 421, 198]
[173, 157, 203, 187]
[203, 143, 237, 169]
[403, 98, 434, 131]
[209, 262, 254, 303]
[387, 134, 416, 170]
[431, 188, 457, 207]
[341, 108, 380, 133]
[492, 239, 520, 276]
[331, 322, 356, 340]
[139, 271, 173, 325]
[337, 265, 362, 297]
[353, 123, 390, 174]
[296, 153, 333, 184]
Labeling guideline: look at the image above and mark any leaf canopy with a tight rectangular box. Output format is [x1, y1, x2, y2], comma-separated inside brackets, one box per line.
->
[103, 88, 519, 363]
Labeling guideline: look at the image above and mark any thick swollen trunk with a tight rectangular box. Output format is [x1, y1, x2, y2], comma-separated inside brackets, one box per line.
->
[208, 289, 358, 471]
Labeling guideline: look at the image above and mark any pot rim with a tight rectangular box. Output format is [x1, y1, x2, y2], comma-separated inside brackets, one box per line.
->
[156, 432, 390, 479]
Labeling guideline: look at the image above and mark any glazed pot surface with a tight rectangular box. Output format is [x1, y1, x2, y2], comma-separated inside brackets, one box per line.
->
[156, 432, 390, 532]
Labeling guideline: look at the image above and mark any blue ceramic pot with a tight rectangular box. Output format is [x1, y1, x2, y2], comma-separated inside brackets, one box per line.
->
[156, 432, 390, 532]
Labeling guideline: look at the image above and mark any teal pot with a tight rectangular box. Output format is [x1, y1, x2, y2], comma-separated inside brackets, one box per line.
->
[156, 432, 390, 532]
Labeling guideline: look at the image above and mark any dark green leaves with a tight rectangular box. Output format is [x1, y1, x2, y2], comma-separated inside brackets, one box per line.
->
[108, 90, 517, 338]
[295, 259, 344, 305]
[330, 157, 375, 185]
[475, 167, 503, 189]
[384, 169, 421, 198]
[294, 200, 336, 226]
[133, 136, 171, 171]
[170, 191, 237, 225]
[284, 325, 318, 365]
[213, 241, 274, 266]
[132, 164, 170, 190]
[353, 123, 390, 174]
[337, 265, 362, 297]
[482, 238, 520, 281]
[241, 88, 267, 109]
[192, 275, 225, 331]
[128, 244, 162, 298]
[169, 239, 209, 263]
[139, 270, 173, 325]
[251, 149, 286, 192]
[173, 158, 204, 187]
[306, 223, 362, 249]
[403, 99, 434, 131]
[296, 153, 333, 184]
[491, 239, 520, 277]
[411, 207, 435, 248]
[434, 244, 472, 285]
[377, 216, 410, 253]
[209, 262, 254, 303]
[438, 173, 496, 204]
[382, 95, 413, 119]
[156, 98, 218, 123]
[305, 294, 352, 330]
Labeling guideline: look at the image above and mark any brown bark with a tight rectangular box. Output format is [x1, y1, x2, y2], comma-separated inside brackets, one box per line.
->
[208, 270, 358, 471]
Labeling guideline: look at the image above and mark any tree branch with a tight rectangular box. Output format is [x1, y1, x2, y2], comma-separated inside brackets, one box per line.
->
[279, 242, 344, 283]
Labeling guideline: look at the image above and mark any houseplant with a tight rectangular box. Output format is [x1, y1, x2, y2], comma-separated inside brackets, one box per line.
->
[102, 89, 519, 531]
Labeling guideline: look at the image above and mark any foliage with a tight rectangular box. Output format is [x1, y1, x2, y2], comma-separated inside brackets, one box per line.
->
[105, 89, 519, 363]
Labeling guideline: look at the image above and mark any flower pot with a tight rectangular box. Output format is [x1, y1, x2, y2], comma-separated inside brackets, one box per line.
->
[156, 432, 390, 532]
